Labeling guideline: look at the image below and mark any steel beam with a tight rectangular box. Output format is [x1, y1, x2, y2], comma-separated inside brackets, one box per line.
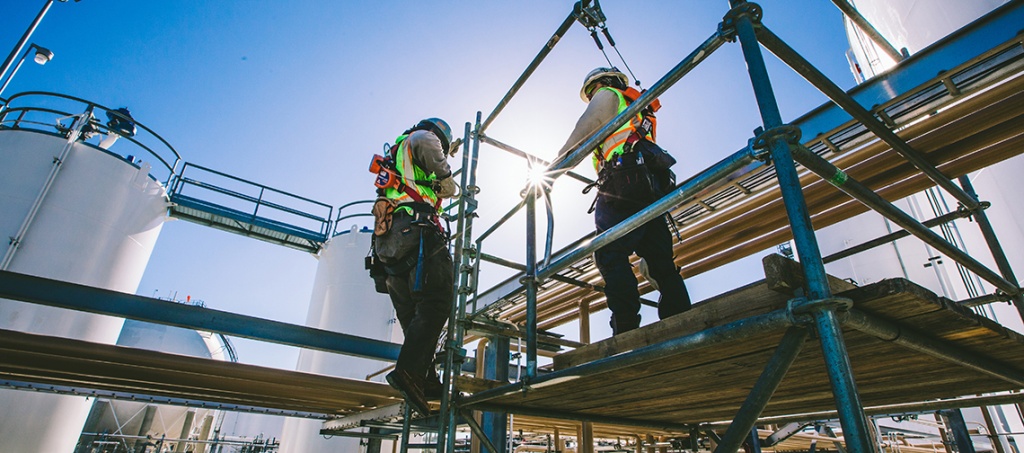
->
[0, 270, 400, 361]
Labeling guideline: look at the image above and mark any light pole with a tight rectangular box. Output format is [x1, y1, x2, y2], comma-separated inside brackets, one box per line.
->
[0, 0, 76, 95]
[0, 44, 54, 99]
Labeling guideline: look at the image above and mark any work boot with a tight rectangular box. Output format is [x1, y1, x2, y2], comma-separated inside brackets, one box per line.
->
[422, 367, 444, 400]
[422, 377, 444, 400]
[610, 313, 641, 335]
[386, 369, 431, 415]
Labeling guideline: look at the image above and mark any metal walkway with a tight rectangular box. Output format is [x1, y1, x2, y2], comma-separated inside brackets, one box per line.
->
[168, 162, 333, 253]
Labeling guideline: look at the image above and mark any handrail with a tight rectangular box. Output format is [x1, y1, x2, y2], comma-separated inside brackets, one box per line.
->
[332, 200, 375, 236]
[172, 162, 333, 237]
[0, 91, 183, 185]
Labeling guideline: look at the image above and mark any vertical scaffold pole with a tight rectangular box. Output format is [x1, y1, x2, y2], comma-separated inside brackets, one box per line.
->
[958, 175, 1024, 323]
[524, 183, 539, 380]
[443, 115, 484, 451]
[726, 1, 874, 451]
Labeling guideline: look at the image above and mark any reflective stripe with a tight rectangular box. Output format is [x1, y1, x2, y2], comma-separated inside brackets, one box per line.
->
[384, 134, 440, 211]
[591, 87, 654, 171]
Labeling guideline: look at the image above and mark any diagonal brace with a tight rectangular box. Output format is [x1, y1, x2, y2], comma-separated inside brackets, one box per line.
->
[714, 327, 810, 453]
[754, 25, 980, 211]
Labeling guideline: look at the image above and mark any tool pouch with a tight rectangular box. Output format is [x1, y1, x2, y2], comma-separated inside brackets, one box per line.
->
[372, 197, 398, 236]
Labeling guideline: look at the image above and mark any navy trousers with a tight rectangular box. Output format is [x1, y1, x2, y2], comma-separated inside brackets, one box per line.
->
[376, 210, 453, 381]
[594, 196, 691, 334]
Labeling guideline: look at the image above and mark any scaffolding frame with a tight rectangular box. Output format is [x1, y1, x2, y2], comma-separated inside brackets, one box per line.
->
[0, 1, 1023, 452]
[441, 1, 1024, 452]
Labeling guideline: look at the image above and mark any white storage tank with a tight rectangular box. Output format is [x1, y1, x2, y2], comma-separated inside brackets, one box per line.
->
[279, 224, 399, 453]
[0, 96, 172, 453]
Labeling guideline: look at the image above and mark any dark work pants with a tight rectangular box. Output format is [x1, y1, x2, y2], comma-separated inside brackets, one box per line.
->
[376, 210, 454, 382]
[594, 196, 691, 333]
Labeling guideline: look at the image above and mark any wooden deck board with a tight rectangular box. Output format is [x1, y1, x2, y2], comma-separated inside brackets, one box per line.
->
[469, 278, 1024, 425]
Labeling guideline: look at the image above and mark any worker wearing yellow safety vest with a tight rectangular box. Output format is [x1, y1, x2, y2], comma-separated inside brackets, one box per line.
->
[557, 67, 691, 335]
[368, 117, 458, 415]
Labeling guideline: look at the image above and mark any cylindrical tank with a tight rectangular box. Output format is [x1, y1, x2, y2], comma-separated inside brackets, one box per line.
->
[279, 224, 399, 453]
[76, 318, 230, 453]
[844, 0, 1008, 79]
[0, 116, 169, 451]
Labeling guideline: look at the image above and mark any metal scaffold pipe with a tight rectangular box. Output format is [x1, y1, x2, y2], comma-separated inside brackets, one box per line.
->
[844, 309, 1024, 387]
[460, 308, 794, 407]
[958, 175, 1024, 322]
[480, 4, 582, 134]
[754, 24, 981, 212]
[714, 328, 810, 453]
[789, 144, 1019, 296]
[537, 145, 759, 283]
[727, 1, 873, 450]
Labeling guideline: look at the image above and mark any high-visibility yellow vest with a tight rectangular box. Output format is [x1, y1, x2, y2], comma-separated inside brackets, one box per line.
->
[384, 133, 440, 214]
[591, 87, 655, 171]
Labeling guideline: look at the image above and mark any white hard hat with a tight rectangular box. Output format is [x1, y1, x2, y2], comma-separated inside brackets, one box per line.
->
[580, 67, 628, 103]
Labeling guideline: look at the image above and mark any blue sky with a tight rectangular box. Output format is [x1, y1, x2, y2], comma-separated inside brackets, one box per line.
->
[2, 1, 855, 369]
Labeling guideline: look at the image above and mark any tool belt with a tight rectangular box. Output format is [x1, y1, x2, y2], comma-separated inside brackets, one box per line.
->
[587, 139, 677, 212]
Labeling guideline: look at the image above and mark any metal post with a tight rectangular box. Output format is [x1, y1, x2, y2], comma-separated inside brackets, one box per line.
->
[443, 118, 481, 452]
[727, 3, 831, 300]
[524, 183, 539, 380]
[958, 175, 1024, 322]
[939, 409, 978, 453]
[727, 2, 873, 450]
[400, 404, 412, 453]
[714, 328, 809, 453]
[481, 336, 510, 452]
[814, 308, 875, 452]
[0, 0, 56, 87]
[463, 409, 507, 453]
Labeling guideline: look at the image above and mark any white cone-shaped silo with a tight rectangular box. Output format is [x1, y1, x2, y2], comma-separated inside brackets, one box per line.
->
[0, 119, 169, 452]
[279, 224, 399, 453]
[76, 319, 230, 452]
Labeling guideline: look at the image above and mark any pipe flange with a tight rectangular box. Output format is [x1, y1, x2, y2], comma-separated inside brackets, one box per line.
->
[720, 2, 764, 39]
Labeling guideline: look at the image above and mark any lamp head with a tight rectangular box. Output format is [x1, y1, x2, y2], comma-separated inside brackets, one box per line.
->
[32, 46, 54, 65]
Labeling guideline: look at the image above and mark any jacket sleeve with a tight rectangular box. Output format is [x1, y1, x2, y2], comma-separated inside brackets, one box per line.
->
[408, 130, 453, 179]
[555, 89, 619, 161]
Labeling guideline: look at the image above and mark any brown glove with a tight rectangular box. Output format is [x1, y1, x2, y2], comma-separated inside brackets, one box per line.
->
[435, 176, 459, 199]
